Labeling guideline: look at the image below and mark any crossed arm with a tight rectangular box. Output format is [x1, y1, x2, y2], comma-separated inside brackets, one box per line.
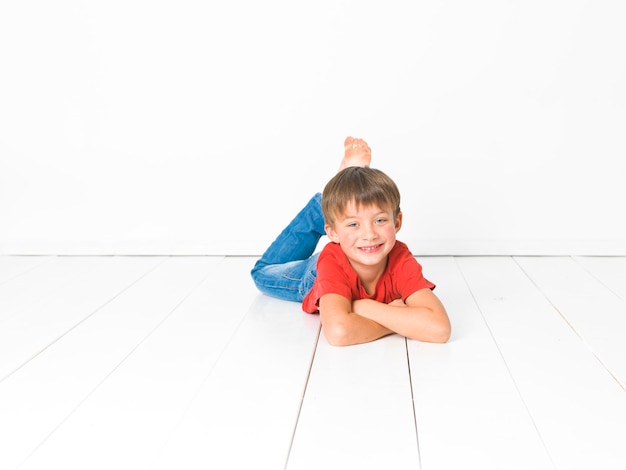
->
[319, 288, 451, 347]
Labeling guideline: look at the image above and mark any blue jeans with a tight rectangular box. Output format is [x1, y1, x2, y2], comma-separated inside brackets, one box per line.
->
[251, 193, 325, 302]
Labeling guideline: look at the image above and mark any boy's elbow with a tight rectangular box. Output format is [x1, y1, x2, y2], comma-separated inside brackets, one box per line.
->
[323, 323, 353, 347]
[431, 322, 451, 343]
[411, 322, 451, 344]
[433, 328, 451, 344]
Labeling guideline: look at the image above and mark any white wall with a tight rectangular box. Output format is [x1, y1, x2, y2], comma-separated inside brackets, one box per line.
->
[1, 0, 625, 255]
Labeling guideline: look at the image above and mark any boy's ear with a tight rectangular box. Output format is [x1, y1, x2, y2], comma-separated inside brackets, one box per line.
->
[395, 211, 403, 232]
[325, 223, 340, 243]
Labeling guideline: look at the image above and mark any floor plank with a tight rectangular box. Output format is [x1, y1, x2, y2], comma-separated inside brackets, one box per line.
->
[0, 256, 164, 381]
[152, 287, 320, 470]
[574, 256, 626, 302]
[458, 256, 626, 470]
[287, 333, 419, 470]
[1, 256, 220, 470]
[0, 255, 623, 470]
[515, 256, 626, 390]
[0, 256, 53, 285]
[18, 256, 253, 470]
[409, 257, 554, 470]
[0, 256, 96, 323]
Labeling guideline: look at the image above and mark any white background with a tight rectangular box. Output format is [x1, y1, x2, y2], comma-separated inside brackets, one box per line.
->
[1, 0, 625, 255]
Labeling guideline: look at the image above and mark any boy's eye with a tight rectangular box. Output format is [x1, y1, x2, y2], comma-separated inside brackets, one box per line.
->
[376, 218, 387, 224]
[347, 222, 358, 228]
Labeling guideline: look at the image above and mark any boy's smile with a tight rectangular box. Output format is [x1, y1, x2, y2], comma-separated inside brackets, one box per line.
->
[358, 244, 384, 254]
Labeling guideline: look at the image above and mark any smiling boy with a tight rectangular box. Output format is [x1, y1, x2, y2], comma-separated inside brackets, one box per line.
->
[251, 137, 450, 346]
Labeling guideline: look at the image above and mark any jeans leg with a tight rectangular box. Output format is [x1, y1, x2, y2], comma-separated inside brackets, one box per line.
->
[251, 253, 319, 302]
[251, 193, 325, 302]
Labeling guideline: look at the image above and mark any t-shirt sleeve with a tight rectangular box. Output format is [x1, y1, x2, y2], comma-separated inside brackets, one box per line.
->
[395, 250, 436, 301]
[302, 244, 354, 312]
[316, 252, 354, 300]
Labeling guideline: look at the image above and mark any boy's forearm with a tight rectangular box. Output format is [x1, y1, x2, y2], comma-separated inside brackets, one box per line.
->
[352, 299, 449, 343]
[323, 310, 394, 346]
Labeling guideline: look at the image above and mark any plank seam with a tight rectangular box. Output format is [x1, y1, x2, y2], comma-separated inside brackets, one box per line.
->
[405, 338, 422, 470]
[572, 256, 626, 304]
[0, 255, 56, 287]
[284, 324, 322, 470]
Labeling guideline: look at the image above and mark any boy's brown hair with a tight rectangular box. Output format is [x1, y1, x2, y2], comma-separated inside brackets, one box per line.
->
[322, 167, 401, 226]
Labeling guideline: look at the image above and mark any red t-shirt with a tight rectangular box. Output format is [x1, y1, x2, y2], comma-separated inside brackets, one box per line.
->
[302, 240, 435, 313]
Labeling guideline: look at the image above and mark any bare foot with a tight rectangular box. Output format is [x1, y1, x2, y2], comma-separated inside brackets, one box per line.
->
[339, 136, 372, 171]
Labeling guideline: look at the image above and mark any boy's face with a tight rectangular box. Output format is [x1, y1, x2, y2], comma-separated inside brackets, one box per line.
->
[325, 200, 402, 272]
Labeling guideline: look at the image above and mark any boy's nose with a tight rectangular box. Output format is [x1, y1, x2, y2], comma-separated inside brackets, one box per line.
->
[361, 224, 378, 240]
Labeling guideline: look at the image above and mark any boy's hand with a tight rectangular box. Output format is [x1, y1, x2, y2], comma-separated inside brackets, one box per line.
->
[388, 298, 407, 308]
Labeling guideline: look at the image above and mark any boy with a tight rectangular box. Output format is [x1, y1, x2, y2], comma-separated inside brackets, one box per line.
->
[251, 137, 450, 346]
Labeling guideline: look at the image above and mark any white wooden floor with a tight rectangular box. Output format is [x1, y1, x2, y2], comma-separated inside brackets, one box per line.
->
[1, 255, 625, 470]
